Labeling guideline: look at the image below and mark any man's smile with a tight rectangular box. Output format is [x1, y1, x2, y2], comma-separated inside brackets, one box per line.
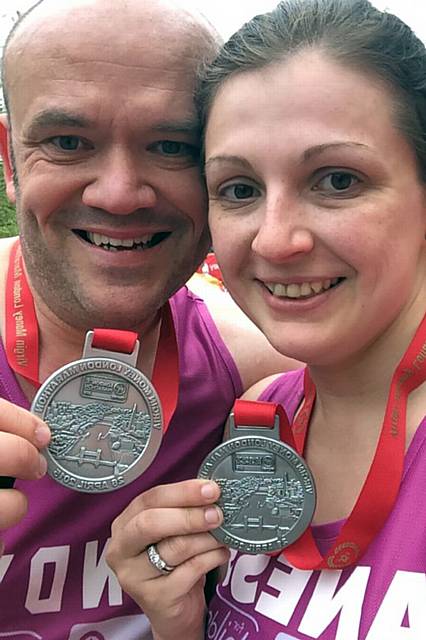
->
[74, 230, 172, 251]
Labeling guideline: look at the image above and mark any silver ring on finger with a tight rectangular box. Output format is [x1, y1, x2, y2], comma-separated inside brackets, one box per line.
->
[146, 543, 175, 575]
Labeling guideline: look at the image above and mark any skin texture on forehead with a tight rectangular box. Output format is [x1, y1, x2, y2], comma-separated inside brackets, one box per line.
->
[3, 0, 219, 120]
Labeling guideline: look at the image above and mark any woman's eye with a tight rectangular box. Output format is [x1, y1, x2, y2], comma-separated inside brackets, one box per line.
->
[314, 171, 360, 194]
[49, 136, 85, 151]
[219, 183, 260, 201]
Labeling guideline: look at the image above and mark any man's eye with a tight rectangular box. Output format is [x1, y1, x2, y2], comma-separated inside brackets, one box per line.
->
[48, 135, 85, 151]
[219, 183, 260, 201]
[153, 140, 198, 158]
[314, 171, 360, 194]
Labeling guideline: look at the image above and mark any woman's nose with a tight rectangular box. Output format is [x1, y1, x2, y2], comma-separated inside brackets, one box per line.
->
[251, 195, 315, 262]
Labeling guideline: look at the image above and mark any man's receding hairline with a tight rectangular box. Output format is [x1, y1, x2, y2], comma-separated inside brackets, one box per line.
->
[2, 0, 222, 114]
[2, 0, 44, 110]
[6, 0, 218, 42]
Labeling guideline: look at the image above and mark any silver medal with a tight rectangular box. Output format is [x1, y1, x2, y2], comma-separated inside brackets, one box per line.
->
[198, 413, 316, 554]
[31, 332, 163, 493]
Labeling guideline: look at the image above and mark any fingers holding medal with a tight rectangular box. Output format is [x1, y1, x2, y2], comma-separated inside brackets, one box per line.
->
[0, 400, 51, 529]
[198, 400, 316, 554]
[105, 478, 230, 630]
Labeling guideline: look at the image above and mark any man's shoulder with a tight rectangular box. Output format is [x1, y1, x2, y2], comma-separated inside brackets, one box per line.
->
[0, 235, 17, 283]
[186, 272, 261, 335]
[186, 273, 302, 391]
[0, 235, 17, 259]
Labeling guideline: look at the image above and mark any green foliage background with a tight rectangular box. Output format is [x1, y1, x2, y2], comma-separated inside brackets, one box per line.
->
[0, 170, 18, 237]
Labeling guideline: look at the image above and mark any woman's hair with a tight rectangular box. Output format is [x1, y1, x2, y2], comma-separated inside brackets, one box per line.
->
[197, 0, 426, 180]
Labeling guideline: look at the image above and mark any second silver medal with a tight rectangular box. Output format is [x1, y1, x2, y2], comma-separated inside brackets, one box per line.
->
[198, 412, 316, 554]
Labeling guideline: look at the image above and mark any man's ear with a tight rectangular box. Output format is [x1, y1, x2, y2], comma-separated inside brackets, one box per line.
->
[0, 114, 16, 203]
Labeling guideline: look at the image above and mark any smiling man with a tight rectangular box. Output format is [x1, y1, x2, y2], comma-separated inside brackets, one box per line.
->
[0, 0, 298, 636]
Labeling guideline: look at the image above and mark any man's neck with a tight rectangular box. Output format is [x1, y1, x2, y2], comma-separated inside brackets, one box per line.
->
[0, 238, 163, 399]
[34, 294, 163, 384]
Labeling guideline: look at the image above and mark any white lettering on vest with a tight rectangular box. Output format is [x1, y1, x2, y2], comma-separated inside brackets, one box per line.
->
[215, 553, 426, 640]
[230, 554, 270, 603]
[221, 549, 238, 587]
[0, 553, 13, 583]
[299, 566, 370, 639]
[256, 559, 312, 625]
[83, 539, 123, 609]
[366, 570, 426, 639]
[25, 545, 70, 613]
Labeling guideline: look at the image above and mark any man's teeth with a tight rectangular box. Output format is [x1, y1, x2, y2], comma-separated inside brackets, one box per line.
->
[86, 232, 155, 250]
[265, 278, 340, 299]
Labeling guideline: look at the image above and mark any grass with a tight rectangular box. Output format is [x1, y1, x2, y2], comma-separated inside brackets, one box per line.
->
[0, 170, 18, 238]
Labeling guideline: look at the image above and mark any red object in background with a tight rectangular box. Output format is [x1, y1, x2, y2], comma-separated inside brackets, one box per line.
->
[197, 252, 224, 284]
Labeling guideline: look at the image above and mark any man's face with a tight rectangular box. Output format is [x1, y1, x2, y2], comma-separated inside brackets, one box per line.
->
[2, 2, 210, 330]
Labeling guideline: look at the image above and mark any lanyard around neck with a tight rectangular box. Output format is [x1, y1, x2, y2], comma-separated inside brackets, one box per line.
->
[286, 311, 426, 569]
[4, 239, 179, 433]
[234, 310, 425, 569]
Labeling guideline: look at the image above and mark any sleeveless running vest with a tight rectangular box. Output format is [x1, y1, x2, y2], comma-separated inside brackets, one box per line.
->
[207, 369, 426, 640]
[0, 286, 242, 639]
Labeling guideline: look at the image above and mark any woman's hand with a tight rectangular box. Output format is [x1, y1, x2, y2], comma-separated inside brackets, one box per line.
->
[0, 399, 50, 554]
[106, 479, 229, 640]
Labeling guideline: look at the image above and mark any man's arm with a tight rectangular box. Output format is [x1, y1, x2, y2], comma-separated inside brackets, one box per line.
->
[187, 273, 302, 390]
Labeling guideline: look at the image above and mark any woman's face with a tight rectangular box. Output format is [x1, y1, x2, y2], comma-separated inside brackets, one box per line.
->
[205, 51, 426, 366]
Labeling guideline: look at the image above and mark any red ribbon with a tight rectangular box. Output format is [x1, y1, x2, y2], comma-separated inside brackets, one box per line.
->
[92, 328, 138, 354]
[233, 399, 296, 448]
[5, 240, 39, 386]
[233, 310, 426, 569]
[5, 240, 179, 433]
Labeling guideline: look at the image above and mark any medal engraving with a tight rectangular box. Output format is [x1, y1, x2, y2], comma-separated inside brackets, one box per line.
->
[32, 356, 163, 493]
[199, 435, 316, 553]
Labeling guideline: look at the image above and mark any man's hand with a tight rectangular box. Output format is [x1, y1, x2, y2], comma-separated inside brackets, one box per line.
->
[0, 399, 50, 552]
[106, 479, 229, 640]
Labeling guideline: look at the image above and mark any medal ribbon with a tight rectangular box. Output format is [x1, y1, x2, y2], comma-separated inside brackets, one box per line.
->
[233, 399, 296, 448]
[233, 311, 426, 569]
[5, 240, 39, 386]
[5, 239, 179, 432]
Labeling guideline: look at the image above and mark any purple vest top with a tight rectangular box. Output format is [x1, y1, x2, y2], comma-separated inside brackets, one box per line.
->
[0, 286, 242, 639]
[207, 368, 426, 640]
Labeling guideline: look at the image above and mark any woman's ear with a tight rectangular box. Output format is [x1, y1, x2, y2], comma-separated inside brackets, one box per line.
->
[0, 114, 17, 203]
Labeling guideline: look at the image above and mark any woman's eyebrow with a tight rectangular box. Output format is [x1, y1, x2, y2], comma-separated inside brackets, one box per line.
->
[301, 141, 370, 163]
[205, 155, 254, 171]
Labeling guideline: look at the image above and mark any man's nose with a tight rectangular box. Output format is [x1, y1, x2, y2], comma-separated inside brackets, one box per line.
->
[251, 192, 315, 262]
[82, 149, 157, 214]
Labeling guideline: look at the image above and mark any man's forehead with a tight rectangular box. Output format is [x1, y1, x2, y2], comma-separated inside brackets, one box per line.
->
[5, 0, 218, 91]
[4, 1, 213, 120]
[10, 0, 204, 60]
[4, 0, 220, 128]
[10, 0, 204, 33]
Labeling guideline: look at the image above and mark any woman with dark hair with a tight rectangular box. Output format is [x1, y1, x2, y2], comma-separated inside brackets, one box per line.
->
[107, 2, 426, 638]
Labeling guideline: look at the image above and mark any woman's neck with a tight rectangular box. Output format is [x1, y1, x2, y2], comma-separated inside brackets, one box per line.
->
[304, 302, 426, 523]
[308, 298, 426, 425]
